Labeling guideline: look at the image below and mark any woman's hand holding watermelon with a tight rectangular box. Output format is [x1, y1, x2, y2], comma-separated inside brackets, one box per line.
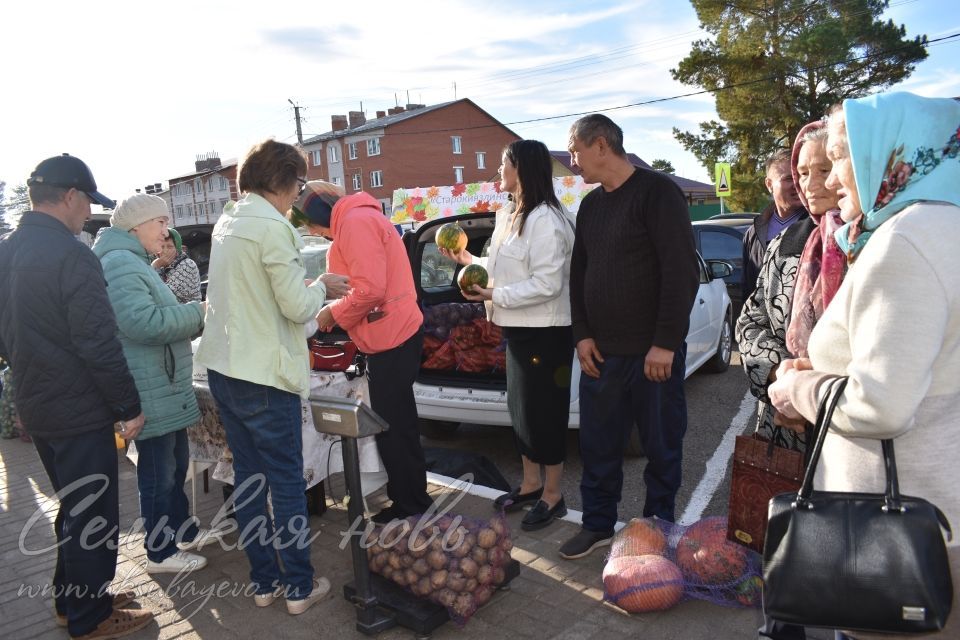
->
[461, 284, 492, 302]
[438, 246, 473, 265]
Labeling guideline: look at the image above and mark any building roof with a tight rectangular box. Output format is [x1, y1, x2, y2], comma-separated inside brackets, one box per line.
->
[168, 160, 237, 184]
[302, 98, 520, 145]
[549, 151, 714, 196]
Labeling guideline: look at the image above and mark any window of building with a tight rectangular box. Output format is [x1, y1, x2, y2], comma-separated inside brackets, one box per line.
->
[197, 202, 204, 216]
[312, 149, 322, 167]
[367, 137, 381, 156]
[175, 205, 183, 218]
[332, 176, 342, 186]
[329, 146, 340, 163]
[352, 173, 362, 191]
[454, 166, 464, 183]
[347, 142, 358, 160]
[186, 204, 194, 216]
[209, 177, 216, 191]
[370, 170, 383, 188]
[452, 136, 462, 154]
[219, 176, 228, 190]
[195, 179, 202, 193]
[476, 152, 485, 170]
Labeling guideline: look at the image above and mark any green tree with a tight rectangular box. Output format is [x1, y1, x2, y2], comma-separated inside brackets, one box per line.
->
[671, 0, 927, 210]
[651, 159, 676, 174]
[5, 183, 30, 228]
[0, 181, 10, 235]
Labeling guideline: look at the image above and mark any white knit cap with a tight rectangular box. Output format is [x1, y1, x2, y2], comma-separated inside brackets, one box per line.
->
[109, 194, 171, 231]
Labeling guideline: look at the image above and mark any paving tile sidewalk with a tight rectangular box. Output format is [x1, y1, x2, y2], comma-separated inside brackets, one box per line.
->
[0, 436, 795, 639]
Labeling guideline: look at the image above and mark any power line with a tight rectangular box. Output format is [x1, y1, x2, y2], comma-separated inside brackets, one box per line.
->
[299, 31, 955, 140]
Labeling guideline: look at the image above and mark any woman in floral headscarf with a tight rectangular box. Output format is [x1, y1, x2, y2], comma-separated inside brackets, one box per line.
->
[769, 92, 960, 638]
[737, 121, 846, 459]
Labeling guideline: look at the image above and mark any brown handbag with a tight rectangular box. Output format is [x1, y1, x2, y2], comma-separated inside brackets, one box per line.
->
[726, 411, 806, 553]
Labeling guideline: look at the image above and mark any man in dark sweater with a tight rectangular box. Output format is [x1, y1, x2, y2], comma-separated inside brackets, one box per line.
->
[0, 155, 153, 639]
[560, 115, 699, 560]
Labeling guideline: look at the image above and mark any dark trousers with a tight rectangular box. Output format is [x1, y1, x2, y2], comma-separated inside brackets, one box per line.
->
[579, 344, 688, 532]
[32, 425, 119, 636]
[135, 429, 198, 562]
[367, 330, 433, 516]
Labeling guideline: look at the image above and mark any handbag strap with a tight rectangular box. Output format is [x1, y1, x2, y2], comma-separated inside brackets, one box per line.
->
[795, 376, 848, 506]
[797, 376, 905, 511]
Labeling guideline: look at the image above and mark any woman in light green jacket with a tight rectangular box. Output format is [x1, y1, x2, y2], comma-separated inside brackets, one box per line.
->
[196, 139, 349, 615]
[93, 193, 219, 576]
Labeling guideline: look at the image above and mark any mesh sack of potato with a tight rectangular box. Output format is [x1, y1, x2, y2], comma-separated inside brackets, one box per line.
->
[366, 512, 514, 625]
[603, 516, 763, 613]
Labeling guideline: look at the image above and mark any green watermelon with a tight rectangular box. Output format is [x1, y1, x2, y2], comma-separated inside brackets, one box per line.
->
[435, 222, 467, 252]
[459, 264, 488, 294]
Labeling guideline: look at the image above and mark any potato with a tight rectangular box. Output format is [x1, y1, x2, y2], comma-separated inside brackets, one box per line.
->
[470, 546, 488, 566]
[408, 532, 430, 558]
[444, 526, 466, 551]
[381, 564, 395, 579]
[369, 553, 386, 573]
[452, 593, 476, 619]
[490, 518, 507, 537]
[493, 567, 506, 585]
[368, 542, 384, 557]
[435, 588, 457, 608]
[458, 557, 479, 578]
[392, 568, 408, 586]
[487, 547, 506, 566]
[404, 568, 419, 587]
[429, 536, 445, 553]
[430, 569, 448, 590]
[477, 528, 497, 549]
[415, 576, 433, 597]
[500, 537, 513, 552]
[465, 578, 478, 592]
[476, 586, 494, 607]
[476, 565, 493, 585]
[447, 573, 467, 592]
[388, 553, 403, 571]
[400, 554, 416, 568]
[426, 549, 447, 571]
[451, 531, 473, 559]
[412, 558, 430, 577]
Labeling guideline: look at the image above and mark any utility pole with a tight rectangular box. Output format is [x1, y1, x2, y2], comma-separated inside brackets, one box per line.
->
[288, 98, 303, 145]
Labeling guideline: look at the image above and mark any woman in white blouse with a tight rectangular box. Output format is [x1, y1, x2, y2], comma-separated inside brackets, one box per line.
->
[441, 139, 576, 531]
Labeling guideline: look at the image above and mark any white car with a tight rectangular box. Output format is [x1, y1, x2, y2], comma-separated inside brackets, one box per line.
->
[402, 213, 733, 455]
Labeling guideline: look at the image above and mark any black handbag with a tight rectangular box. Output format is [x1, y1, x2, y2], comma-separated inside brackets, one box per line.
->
[763, 376, 954, 634]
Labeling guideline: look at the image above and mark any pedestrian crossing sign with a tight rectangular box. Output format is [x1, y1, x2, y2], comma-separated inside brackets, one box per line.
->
[715, 162, 732, 197]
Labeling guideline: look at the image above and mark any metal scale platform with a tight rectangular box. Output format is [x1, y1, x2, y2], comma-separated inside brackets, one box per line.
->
[309, 395, 520, 638]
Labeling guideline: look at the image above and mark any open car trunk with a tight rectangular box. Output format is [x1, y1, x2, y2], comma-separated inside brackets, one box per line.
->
[404, 213, 506, 390]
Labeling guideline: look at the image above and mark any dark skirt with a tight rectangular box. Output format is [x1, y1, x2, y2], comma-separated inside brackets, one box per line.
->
[503, 325, 574, 465]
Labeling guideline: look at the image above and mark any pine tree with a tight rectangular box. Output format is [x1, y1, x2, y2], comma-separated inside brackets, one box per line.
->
[0, 181, 10, 235]
[4, 183, 30, 228]
[651, 159, 676, 174]
[671, 0, 927, 210]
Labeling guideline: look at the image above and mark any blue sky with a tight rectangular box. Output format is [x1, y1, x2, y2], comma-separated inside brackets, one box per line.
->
[2, 0, 957, 202]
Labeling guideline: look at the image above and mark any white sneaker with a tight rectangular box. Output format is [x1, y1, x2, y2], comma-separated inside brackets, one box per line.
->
[253, 586, 284, 608]
[145, 550, 207, 573]
[177, 527, 226, 552]
[285, 578, 331, 615]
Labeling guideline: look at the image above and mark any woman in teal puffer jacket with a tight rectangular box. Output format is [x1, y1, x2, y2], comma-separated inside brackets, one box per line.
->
[93, 193, 218, 575]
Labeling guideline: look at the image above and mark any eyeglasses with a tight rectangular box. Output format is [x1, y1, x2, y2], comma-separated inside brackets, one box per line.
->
[297, 177, 308, 196]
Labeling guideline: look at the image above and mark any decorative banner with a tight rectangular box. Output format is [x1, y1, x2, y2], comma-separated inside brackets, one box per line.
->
[391, 176, 598, 226]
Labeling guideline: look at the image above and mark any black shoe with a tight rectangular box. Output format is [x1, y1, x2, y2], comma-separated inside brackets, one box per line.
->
[558, 528, 613, 560]
[493, 486, 543, 512]
[371, 506, 403, 525]
[521, 497, 567, 531]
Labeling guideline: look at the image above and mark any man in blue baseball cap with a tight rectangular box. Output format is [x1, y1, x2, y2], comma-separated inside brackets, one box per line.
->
[0, 154, 153, 638]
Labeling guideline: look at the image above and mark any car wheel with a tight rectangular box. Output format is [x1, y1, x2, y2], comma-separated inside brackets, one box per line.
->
[625, 427, 646, 458]
[417, 418, 461, 440]
[703, 310, 732, 373]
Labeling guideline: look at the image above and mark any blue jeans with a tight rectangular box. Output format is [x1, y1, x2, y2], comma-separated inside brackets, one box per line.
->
[579, 345, 688, 532]
[207, 369, 314, 599]
[135, 428, 198, 562]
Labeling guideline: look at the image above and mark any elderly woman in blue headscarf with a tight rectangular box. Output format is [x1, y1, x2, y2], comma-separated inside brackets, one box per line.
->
[768, 92, 960, 638]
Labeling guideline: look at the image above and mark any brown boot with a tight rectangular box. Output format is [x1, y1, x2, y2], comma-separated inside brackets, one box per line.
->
[69, 609, 153, 640]
[56, 591, 137, 627]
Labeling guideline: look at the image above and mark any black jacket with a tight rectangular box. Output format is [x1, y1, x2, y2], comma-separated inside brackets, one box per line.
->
[0, 212, 141, 438]
[741, 205, 808, 302]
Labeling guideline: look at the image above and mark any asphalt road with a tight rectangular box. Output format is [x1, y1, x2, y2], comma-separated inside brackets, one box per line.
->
[419, 350, 755, 526]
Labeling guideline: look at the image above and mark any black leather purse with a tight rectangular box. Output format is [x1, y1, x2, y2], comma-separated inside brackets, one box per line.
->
[763, 376, 954, 634]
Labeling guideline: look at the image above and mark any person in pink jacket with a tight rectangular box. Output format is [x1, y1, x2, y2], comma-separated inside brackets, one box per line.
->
[293, 181, 433, 523]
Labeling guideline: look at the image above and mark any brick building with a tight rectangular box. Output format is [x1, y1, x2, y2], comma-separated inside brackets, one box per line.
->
[302, 99, 520, 212]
